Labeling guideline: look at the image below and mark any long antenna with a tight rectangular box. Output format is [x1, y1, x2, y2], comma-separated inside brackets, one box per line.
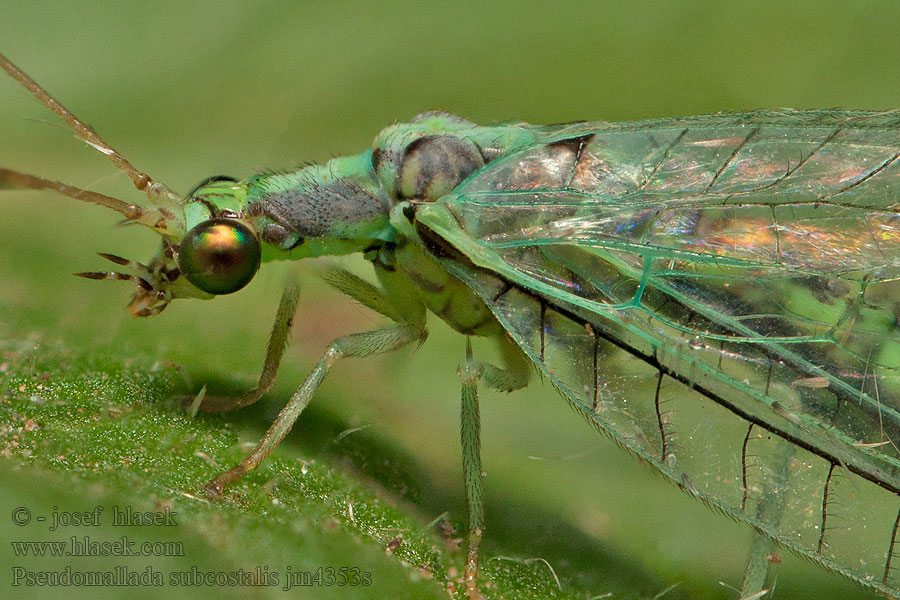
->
[0, 52, 181, 208]
[0, 167, 142, 219]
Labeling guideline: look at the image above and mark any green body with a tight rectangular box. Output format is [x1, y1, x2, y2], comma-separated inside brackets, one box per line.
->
[178, 109, 900, 598]
[7, 88, 900, 597]
[186, 112, 540, 339]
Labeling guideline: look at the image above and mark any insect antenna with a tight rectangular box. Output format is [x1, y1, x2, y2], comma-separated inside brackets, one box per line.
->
[0, 167, 143, 219]
[0, 53, 180, 206]
[0, 53, 185, 242]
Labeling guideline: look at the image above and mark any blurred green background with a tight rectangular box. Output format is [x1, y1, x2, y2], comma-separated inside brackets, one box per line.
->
[2, 1, 899, 599]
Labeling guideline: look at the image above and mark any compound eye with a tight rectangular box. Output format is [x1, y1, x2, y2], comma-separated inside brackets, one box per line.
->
[177, 218, 261, 295]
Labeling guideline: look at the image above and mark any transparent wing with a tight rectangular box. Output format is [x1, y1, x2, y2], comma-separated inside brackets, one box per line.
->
[416, 110, 900, 597]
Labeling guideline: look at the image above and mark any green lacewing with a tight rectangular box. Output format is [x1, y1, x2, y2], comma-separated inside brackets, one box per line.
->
[3, 52, 900, 598]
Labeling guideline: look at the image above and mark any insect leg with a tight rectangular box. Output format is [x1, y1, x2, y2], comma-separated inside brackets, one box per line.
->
[322, 268, 415, 324]
[480, 335, 531, 393]
[741, 531, 774, 599]
[458, 338, 486, 600]
[456, 336, 529, 600]
[205, 322, 426, 496]
[195, 283, 301, 413]
[740, 438, 794, 598]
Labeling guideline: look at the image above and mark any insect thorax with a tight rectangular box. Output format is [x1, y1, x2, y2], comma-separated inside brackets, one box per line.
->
[244, 112, 538, 335]
[366, 112, 544, 336]
[371, 111, 536, 202]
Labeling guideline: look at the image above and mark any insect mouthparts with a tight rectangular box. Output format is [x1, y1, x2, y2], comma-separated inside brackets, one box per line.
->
[73, 252, 173, 317]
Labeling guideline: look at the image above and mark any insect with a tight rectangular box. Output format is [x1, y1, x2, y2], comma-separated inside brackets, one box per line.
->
[4, 52, 900, 599]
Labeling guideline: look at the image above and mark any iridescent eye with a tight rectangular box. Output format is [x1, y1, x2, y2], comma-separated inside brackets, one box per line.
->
[177, 218, 261, 295]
